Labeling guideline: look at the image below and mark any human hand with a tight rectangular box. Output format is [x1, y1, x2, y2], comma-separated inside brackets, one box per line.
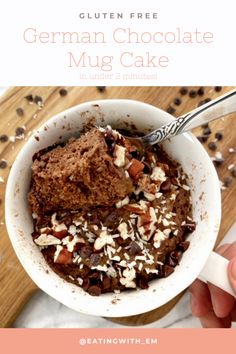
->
[189, 242, 236, 327]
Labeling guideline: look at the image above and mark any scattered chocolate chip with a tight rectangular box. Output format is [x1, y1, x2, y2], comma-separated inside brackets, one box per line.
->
[59, 88, 68, 96]
[215, 132, 223, 141]
[15, 126, 25, 136]
[0, 159, 7, 169]
[0, 134, 9, 143]
[173, 97, 182, 106]
[34, 95, 43, 105]
[87, 285, 102, 296]
[178, 241, 190, 252]
[197, 87, 205, 96]
[204, 97, 211, 104]
[179, 87, 188, 95]
[203, 127, 212, 136]
[90, 253, 101, 267]
[224, 177, 233, 187]
[160, 179, 172, 192]
[197, 135, 209, 143]
[231, 168, 236, 178]
[213, 158, 224, 167]
[208, 141, 217, 151]
[189, 90, 197, 98]
[16, 107, 24, 117]
[96, 86, 106, 92]
[166, 106, 176, 114]
[79, 246, 93, 259]
[201, 123, 209, 129]
[181, 222, 196, 233]
[214, 86, 222, 92]
[129, 241, 141, 255]
[24, 94, 34, 103]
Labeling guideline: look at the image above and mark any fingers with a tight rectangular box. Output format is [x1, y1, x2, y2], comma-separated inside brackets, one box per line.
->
[199, 311, 232, 328]
[228, 257, 236, 294]
[189, 280, 212, 317]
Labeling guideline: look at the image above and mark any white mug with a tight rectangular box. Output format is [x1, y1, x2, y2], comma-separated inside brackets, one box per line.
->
[5, 99, 235, 318]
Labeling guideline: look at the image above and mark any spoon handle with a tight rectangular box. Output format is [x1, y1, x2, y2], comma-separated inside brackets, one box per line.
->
[143, 89, 236, 145]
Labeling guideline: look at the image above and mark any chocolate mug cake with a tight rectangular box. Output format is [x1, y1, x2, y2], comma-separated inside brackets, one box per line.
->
[29, 126, 196, 296]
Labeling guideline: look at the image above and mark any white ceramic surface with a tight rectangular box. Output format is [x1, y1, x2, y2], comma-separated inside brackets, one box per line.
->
[5, 99, 221, 317]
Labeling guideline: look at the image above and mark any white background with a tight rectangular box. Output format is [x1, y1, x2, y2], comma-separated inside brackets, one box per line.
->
[0, 0, 235, 85]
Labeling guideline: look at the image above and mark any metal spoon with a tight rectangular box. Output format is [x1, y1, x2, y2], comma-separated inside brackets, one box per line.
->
[127, 89, 236, 149]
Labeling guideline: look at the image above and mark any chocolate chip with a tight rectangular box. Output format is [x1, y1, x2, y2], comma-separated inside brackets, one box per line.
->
[166, 106, 176, 114]
[214, 86, 222, 92]
[215, 132, 223, 141]
[137, 274, 149, 289]
[0, 134, 8, 143]
[24, 94, 34, 103]
[163, 265, 175, 277]
[231, 168, 236, 178]
[15, 126, 25, 136]
[204, 97, 211, 103]
[179, 87, 188, 95]
[59, 88, 68, 96]
[34, 95, 43, 105]
[79, 246, 93, 259]
[208, 141, 217, 151]
[189, 90, 197, 98]
[224, 177, 233, 187]
[197, 87, 205, 96]
[198, 98, 211, 107]
[201, 123, 209, 129]
[160, 179, 172, 192]
[178, 241, 190, 252]
[90, 253, 101, 266]
[203, 127, 211, 136]
[213, 158, 224, 167]
[173, 97, 182, 106]
[16, 107, 24, 117]
[181, 222, 196, 233]
[96, 86, 106, 92]
[87, 285, 102, 296]
[129, 241, 141, 255]
[102, 275, 111, 290]
[0, 159, 7, 169]
[197, 135, 209, 143]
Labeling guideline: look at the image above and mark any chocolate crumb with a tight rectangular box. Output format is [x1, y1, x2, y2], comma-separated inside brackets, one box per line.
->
[208, 141, 217, 151]
[189, 90, 197, 98]
[16, 107, 24, 117]
[197, 87, 205, 96]
[214, 86, 222, 92]
[96, 86, 106, 92]
[173, 97, 182, 106]
[24, 94, 34, 103]
[166, 106, 176, 114]
[87, 285, 102, 296]
[224, 177, 233, 187]
[179, 87, 188, 95]
[59, 88, 68, 97]
[215, 132, 223, 141]
[0, 134, 9, 143]
[15, 126, 25, 136]
[0, 160, 7, 169]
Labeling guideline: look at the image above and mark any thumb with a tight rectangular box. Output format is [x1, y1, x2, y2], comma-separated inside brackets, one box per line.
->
[228, 257, 236, 294]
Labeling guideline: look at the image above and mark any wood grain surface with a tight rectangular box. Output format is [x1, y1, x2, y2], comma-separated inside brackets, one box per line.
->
[0, 86, 235, 328]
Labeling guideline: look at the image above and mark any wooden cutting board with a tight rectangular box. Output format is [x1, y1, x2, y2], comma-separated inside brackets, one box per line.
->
[0, 86, 236, 328]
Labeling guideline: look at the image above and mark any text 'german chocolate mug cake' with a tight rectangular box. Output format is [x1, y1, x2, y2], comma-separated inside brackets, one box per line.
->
[28, 126, 196, 296]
